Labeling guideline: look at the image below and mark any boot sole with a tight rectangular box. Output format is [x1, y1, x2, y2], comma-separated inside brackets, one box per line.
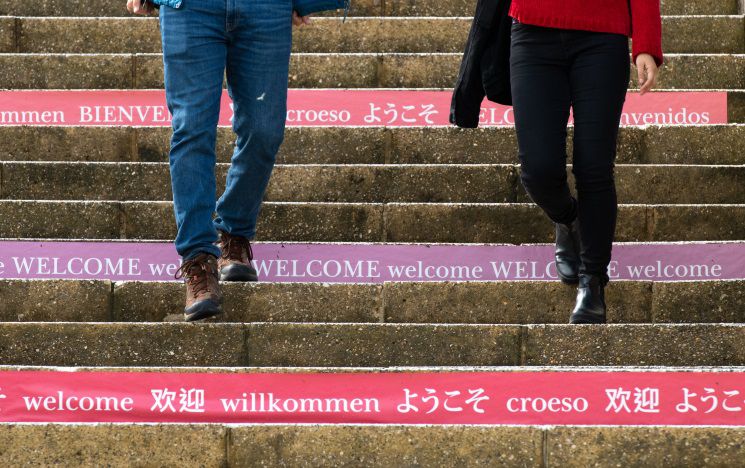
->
[220, 264, 258, 282]
[569, 312, 606, 325]
[184, 299, 222, 322]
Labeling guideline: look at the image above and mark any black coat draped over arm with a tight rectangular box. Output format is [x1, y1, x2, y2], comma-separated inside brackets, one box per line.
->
[450, 0, 513, 128]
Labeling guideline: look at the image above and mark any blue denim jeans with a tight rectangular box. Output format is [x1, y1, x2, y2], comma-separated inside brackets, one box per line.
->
[159, 0, 292, 260]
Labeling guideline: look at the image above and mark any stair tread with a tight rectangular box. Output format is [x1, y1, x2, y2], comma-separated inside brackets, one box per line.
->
[0, 53, 743, 90]
[3, 16, 742, 54]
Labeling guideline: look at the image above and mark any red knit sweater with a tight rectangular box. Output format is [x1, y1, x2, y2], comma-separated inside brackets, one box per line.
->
[509, 0, 663, 66]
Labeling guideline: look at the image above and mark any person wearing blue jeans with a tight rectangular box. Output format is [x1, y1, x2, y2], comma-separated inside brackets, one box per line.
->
[128, 0, 310, 321]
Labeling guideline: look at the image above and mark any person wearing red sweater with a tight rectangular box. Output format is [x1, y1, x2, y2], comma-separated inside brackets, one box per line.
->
[508, 0, 663, 324]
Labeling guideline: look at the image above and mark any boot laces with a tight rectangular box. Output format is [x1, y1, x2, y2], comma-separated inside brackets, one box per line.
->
[220, 234, 253, 263]
[175, 255, 214, 296]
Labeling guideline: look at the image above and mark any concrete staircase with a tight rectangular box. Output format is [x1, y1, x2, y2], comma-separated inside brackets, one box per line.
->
[1, 0, 745, 466]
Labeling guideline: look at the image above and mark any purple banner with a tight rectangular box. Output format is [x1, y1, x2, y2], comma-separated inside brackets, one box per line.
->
[0, 241, 742, 283]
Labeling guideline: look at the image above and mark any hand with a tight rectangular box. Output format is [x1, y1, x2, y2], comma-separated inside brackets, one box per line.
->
[635, 53, 659, 96]
[292, 11, 312, 28]
[127, 0, 155, 15]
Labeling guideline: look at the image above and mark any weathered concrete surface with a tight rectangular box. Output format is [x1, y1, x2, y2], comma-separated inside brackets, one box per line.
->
[652, 280, 745, 323]
[2, 162, 517, 203]
[647, 54, 745, 90]
[0, 0, 135, 16]
[383, 0, 740, 15]
[0, 425, 227, 467]
[524, 324, 745, 366]
[230, 425, 543, 467]
[0, 53, 133, 89]
[3, 125, 745, 164]
[121, 201, 386, 242]
[135, 126, 359, 164]
[248, 323, 522, 367]
[0, 127, 135, 163]
[0, 423, 742, 467]
[3, 201, 744, 243]
[390, 127, 520, 164]
[0, 17, 15, 52]
[256, 203, 385, 242]
[280, 127, 388, 164]
[1, 162, 171, 201]
[549, 427, 745, 467]
[6, 162, 745, 205]
[289, 53, 380, 88]
[384, 281, 652, 324]
[113, 281, 382, 323]
[294, 18, 470, 53]
[14, 16, 744, 54]
[652, 205, 745, 241]
[268, 164, 517, 203]
[384, 203, 551, 243]
[0, 201, 122, 238]
[384, 204, 650, 243]
[0, 323, 247, 366]
[642, 125, 745, 165]
[1, 279, 737, 325]
[18, 17, 161, 53]
[133, 53, 164, 88]
[599, 165, 745, 204]
[662, 16, 745, 53]
[4, 53, 743, 89]
[729, 90, 745, 123]
[0, 280, 110, 322]
[0, 0, 736, 16]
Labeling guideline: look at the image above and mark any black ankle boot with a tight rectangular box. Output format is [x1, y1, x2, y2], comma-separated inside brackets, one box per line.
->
[555, 218, 581, 284]
[570, 274, 607, 324]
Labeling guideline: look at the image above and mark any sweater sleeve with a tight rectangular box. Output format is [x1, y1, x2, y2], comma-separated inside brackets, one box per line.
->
[629, 0, 663, 66]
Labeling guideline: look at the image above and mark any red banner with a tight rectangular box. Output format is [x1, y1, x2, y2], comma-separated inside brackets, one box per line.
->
[0, 370, 744, 425]
[0, 90, 728, 127]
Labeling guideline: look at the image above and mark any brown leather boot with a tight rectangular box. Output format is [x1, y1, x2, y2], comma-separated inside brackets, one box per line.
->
[216, 231, 258, 282]
[175, 253, 222, 321]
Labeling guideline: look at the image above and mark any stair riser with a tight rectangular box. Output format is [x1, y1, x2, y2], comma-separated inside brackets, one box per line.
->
[0, 425, 742, 467]
[1, 201, 744, 242]
[2, 279, 743, 324]
[3, 163, 745, 204]
[6, 17, 743, 54]
[0, 54, 743, 89]
[1, 423, 743, 467]
[0, 0, 737, 16]
[3, 126, 745, 164]
[0, 323, 743, 367]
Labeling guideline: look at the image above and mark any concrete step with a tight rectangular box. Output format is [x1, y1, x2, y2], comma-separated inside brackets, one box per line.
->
[4, 16, 743, 54]
[0, 53, 743, 89]
[1, 200, 743, 243]
[2, 278, 742, 324]
[0, 0, 738, 17]
[0, 423, 743, 467]
[2, 125, 745, 165]
[0, 322, 744, 366]
[2, 162, 744, 205]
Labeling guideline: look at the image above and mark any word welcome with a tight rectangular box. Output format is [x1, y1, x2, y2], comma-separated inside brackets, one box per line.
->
[1, 371, 744, 425]
[0, 242, 741, 283]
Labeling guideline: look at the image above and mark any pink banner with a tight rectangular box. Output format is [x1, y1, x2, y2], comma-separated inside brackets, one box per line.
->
[0, 241, 742, 283]
[0, 370, 743, 424]
[0, 90, 728, 127]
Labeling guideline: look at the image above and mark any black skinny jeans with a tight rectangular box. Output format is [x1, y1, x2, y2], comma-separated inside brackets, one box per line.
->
[509, 21, 630, 282]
